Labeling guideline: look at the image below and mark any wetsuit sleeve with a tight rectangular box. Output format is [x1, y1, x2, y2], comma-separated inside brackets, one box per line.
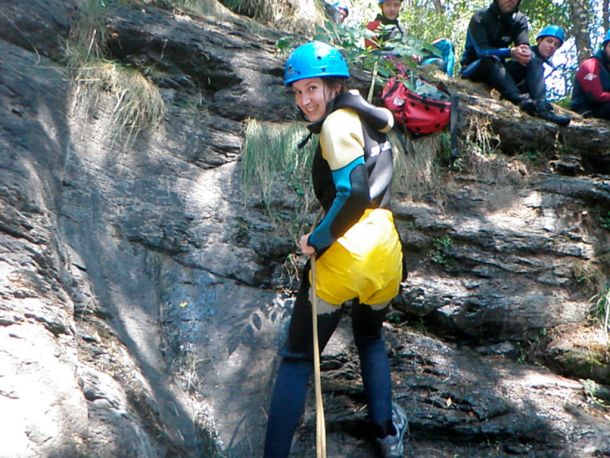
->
[468, 11, 524, 59]
[308, 109, 370, 253]
[513, 15, 529, 46]
[575, 58, 610, 103]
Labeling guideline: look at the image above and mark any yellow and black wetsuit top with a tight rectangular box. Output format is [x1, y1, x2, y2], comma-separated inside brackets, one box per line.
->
[306, 90, 394, 253]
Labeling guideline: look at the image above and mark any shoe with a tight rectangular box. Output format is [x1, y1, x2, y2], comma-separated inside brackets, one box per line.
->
[534, 101, 571, 126]
[517, 96, 537, 116]
[377, 402, 409, 458]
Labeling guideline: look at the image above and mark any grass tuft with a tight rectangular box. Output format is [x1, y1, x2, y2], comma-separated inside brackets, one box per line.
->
[64, 0, 165, 147]
[240, 119, 317, 243]
[590, 286, 610, 341]
[390, 131, 445, 204]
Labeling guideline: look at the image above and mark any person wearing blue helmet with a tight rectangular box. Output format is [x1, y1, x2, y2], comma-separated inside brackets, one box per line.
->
[504, 24, 571, 125]
[264, 41, 408, 458]
[365, 0, 455, 76]
[323, 0, 349, 24]
[571, 30, 610, 120]
[460, 1, 570, 125]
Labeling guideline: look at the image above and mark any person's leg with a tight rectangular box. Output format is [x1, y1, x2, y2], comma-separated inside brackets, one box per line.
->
[351, 301, 393, 437]
[592, 102, 610, 120]
[510, 56, 546, 102]
[505, 57, 570, 125]
[462, 57, 522, 104]
[264, 263, 342, 458]
[505, 59, 529, 95]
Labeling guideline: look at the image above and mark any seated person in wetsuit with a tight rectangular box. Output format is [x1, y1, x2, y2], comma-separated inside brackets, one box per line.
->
[460, 0, 570, 125]
[365, 0, 455, 76]
[571, 30, 610, 120]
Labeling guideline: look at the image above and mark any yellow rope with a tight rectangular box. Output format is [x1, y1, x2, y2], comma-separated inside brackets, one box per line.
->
[310, 256, 326, 458]
[309, 208, 326, 458]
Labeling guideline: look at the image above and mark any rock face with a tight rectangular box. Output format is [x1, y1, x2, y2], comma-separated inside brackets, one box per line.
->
[1, 1, 609, 457]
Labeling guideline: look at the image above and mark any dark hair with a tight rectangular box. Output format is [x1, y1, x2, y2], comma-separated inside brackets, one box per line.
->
[323, 76, 348, 94]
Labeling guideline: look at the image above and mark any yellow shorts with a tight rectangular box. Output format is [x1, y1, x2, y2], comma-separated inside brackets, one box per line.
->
[310, 208, 403, 306]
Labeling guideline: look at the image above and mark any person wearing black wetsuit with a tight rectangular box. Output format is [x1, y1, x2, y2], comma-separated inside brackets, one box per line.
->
[263, 41, 408, 458]
[460, 0, 569, 125]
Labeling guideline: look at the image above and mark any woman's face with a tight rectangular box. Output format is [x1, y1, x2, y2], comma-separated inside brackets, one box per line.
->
[292, 77, 340, 123]
[381, 0, 402, 20]
[605, 42, 610, 60]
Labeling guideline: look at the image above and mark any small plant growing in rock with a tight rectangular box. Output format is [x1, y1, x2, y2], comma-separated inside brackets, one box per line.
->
[590, 286, 610, 340]
[430, 235, 453, 265]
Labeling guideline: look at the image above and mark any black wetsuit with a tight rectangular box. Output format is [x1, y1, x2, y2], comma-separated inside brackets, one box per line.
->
[264, 92, 401, 458]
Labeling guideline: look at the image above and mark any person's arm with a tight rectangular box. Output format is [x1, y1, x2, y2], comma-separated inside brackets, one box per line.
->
[509, 14, 532, 65]
[307, 110, 370, 253]
[468, 12, 511, 59]
[513, 14, 529, 46]
[575, 59, 610, 103]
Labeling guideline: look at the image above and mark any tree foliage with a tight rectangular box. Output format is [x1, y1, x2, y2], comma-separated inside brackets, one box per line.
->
[270, 0, 603, 102]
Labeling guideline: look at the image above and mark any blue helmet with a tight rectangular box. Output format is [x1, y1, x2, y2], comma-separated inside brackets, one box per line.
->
[603, 30, 610, 48]
[284, 41, 350, 86]
[331, 0, 349, 13]
[536, 25, 565, 46]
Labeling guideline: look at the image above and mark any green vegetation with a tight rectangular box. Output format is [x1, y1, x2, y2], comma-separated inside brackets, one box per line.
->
[590, 286, 610, 339]
[581, 378, 610, 407]
[65, 0, 165, 146]
[430, 235, 453, 266]
[240, 119, 317, 243]
[390, 131, 446, 202]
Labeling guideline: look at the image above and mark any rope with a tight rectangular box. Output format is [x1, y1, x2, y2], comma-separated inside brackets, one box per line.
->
[311, 256, 326, 458]
[309, 209, 326, 458]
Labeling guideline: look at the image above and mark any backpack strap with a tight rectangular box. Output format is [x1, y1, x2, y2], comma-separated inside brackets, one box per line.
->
[367, 60, 379, 103]
[449, 92, 459, 166]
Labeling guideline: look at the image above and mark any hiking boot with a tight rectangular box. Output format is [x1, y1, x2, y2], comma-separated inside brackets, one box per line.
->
[517, 96, 537, 116]
[534, 101, 571, 126]
[377, 402, 409, 458]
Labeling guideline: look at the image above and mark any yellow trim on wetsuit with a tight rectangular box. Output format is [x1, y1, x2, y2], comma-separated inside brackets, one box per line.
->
[319, 108, 364, 170]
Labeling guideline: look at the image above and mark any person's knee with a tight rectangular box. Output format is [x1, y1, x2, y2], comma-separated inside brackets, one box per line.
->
[352, 303, 387, 340]
[525, 58, 544, 78]
[354, 331, 383, 348]
[279, 346, 313, 362]
[467, 57, 505, 81]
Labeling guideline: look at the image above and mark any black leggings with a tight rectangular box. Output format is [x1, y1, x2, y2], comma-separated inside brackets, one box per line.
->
[462, 56, 546, 103]
[589, 103, 610, 120]
[263, 263, 394, 458]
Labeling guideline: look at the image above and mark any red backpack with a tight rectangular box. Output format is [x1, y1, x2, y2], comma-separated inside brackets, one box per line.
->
[381, 70, 452, 135]
[380, 68, 459, 162]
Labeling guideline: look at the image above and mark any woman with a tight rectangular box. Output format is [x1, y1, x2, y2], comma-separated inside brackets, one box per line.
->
[263, 41, 407, 458]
